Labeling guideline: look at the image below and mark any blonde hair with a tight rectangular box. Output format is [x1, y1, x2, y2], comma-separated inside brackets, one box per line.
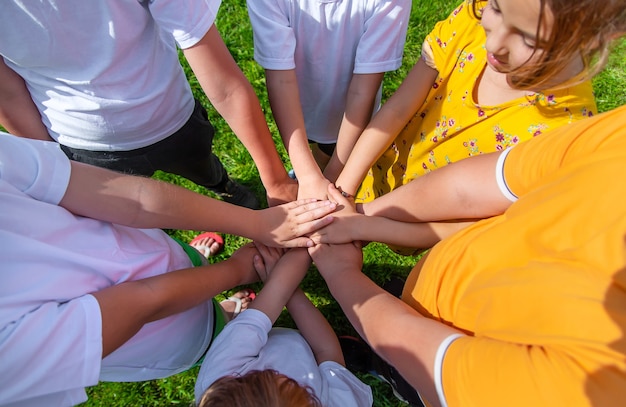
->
[198, 370, 323, 407]
[471, 0, 626, 89]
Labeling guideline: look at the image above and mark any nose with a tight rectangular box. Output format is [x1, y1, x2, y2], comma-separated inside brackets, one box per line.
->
[484, 23, 509, 57]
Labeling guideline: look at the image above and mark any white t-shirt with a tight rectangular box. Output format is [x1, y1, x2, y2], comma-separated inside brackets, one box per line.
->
[195, 309, 373, 407]
[0, 0, 221, 151]
[0, 134, 213, 406]
[247, 0, 410, 144]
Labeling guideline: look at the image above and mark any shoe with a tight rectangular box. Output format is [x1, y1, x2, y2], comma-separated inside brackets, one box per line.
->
[210, 179, 259, 209]
[339, 336, 426, 407]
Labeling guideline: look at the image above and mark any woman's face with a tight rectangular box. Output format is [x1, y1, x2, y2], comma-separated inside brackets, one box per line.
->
[481, 0, 553, 73]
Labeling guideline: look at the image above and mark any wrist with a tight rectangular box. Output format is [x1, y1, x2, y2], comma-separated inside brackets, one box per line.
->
[334, 176, 357, 198]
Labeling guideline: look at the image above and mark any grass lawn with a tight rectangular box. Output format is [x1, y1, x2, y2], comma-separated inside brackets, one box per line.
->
[81, 0, 625, 406]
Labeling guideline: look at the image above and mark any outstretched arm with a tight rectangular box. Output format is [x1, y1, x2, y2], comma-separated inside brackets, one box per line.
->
[0, 58, 52, 141]
[335, 59, 438, 196]
[253, 245, 344, 365]
[312, 147, 513, 247]
[265, 69, 330, 200]
[323, 72, 385, 183]
[182, 24, 297, 206]
[60, 160, 337, 248]
[361, 151, 512, 222]
[92, 243, 260, 357]
[309, 242, 463, 407]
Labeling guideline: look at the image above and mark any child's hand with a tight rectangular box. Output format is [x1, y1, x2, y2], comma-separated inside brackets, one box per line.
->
[258, 198, 337, 248]
[297, 173, 331, 201]
[225, 242, 262, 285]
[253, 242, 285, 282]
[308, 241, 363, 280]
[309, 183, 362, 244]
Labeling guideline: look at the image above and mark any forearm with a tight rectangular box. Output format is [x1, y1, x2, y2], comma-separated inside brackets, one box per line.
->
[287, 288, 344, 365]
[354, 216, 474, 248]
[61, 161, 254, 233]
[322, 267, 461, 407]
[250, 249, 311, 322]
[0, 59, 52, 141]
[324, 73, 384, 182]
[362, 152, 511, 222]
[334, 120, 403, 197]
[60, 161, 336, 247]
[183, 26, 291, 196]
[335, 60, 438, 196]
[92, 252, 257, 357]
[266, 69, 324, 182]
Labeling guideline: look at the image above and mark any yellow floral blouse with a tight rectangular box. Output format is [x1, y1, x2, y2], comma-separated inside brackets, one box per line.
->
[356, 1, 596, 203]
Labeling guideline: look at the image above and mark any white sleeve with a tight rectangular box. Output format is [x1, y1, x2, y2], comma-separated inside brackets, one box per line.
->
[0, 133, 71, 204]
[495, 147, 518, 202]
[194, 309, 272, 402]
[247, 0, 296, 70]
[434, 333, 464, 407]
[354, 0, 411, 73]
[148, 0, 221, 49]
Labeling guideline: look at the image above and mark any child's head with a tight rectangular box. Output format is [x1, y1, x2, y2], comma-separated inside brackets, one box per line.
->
[472, 0, 626, 89]
[197, 370, 322, 407]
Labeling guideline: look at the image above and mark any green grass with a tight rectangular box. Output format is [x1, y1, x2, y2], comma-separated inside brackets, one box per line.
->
[79, 0, 625, 405]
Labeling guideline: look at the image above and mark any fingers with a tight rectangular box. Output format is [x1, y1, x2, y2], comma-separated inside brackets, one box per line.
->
[287, 198, 337, 218]
[327, 183, 354, 207]
[294, 215, 335, 237]
[253, 254, 268, 282]
[253, 241, 284, 275]
[281, 236, 317, 249]
[307, 231, 325, 245]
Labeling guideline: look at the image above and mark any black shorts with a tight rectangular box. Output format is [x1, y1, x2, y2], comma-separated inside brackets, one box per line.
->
[310, 140, 336, 156]
[60, 99, 228, 189]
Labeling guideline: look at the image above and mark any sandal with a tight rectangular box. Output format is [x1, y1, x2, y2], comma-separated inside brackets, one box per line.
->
[220, 289, 256, 319]
[190, 232, 225, 258]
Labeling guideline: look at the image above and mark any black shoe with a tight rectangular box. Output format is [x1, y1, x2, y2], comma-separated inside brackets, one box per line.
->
[339, 336, 425, 407]
[210, 179, 259, 209]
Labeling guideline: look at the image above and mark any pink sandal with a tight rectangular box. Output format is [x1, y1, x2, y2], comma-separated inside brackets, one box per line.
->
[189, 232, 225, 258]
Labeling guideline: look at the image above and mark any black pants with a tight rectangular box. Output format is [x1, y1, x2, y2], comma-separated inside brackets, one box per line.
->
[61, 100, 228, 189]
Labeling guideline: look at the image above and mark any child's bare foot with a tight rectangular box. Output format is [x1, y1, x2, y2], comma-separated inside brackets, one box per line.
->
[219, 288, 256, 321]
[190, 232, 224, 258]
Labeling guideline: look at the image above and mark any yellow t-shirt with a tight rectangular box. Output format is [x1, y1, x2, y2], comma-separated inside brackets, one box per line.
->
[356, 0, 597, 202]
[403, 105, 626, 406]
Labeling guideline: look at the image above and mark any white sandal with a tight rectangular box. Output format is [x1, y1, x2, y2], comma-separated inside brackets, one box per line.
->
[220, 295, 243, 318]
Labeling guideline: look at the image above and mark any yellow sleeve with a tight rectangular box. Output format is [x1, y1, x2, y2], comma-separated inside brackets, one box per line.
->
[425, 1, 482, 74]
[503, 107, 625, 198]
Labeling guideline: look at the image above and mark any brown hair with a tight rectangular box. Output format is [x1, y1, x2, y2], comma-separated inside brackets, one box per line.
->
[471, 0, 626, 89]
[197, 370, 323, 407]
